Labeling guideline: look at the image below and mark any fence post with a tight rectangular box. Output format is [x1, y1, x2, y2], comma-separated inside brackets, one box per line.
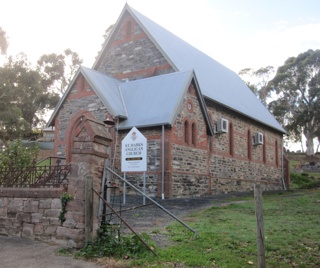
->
[254, 184, 266, 268]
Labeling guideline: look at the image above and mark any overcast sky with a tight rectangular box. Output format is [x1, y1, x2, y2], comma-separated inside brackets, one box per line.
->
[1, 0, 320, 151]
[1, 0, 320, 74]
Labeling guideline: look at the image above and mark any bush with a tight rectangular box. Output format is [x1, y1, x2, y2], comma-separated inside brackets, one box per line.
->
[290, 173, 320, 189]
[76, 223, 154, 259]
[0, 139, 39, 169]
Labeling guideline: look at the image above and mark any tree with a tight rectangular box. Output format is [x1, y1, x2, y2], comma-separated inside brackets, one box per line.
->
[239, 66, 275, 106]
[103, 24, 114, 40]
[37, 49, 83, 95]
[0, 53, 60, 143]
[0, 26, 82, 144]
[0, 27, 8, 55]
[267, 49, 320, 156]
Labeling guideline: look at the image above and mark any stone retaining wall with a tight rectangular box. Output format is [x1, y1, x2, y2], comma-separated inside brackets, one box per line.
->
[0, 188, 85, 247]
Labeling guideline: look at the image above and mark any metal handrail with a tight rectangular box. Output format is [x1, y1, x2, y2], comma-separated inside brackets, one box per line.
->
[106, 167, 198, 239]
[93, 189, 157, 256]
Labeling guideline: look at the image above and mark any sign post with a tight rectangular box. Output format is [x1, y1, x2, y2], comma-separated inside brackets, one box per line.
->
[121, 127, 147, 204]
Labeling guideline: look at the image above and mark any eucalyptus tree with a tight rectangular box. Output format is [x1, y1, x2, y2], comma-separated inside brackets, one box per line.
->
[239, 66, 275, 106]
[37, 48, 83, 95]
[267, 49, 320, 156]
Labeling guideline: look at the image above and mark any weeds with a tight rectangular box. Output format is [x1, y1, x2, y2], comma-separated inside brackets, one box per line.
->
[76, 223, 154, 260]
[58, 192, 72, 224]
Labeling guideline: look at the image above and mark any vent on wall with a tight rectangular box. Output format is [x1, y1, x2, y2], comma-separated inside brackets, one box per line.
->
[253, 132, 263, 145]
[215, 118, 228, 134]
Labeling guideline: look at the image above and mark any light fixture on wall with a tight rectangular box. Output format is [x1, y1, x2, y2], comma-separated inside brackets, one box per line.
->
[103, 115, 115, 127]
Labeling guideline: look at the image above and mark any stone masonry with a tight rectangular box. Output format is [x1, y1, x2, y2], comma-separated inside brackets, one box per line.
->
[52, 11, 287, 199]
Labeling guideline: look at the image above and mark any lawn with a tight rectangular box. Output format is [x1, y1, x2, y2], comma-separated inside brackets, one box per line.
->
[82, 189, 320, 268]
[112, 189, 320, 268]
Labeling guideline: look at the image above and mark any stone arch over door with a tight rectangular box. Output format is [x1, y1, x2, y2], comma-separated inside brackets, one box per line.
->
[65, 110, 95, 163]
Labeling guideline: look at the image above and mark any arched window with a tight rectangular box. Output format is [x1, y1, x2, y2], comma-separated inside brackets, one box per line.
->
[275, 140, 279, 166]
[126, 21, 132, 36]
[184, 120, 189, 144]
[247, 129, 252, 161]
[263, 134, 267, 164]
[191, 122, 196, 146]
[229, 122, 234, 156]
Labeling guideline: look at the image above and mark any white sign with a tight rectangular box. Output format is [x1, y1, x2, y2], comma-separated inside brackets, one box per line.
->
[121, 127, 147, 172]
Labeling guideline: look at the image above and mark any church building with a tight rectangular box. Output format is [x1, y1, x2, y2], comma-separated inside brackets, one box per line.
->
[47, 4, 288, 198]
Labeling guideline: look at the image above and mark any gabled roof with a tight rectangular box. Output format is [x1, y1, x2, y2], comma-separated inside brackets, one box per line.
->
[47, 66, 126, 126]
[93, 4, 285, 134]
[117, 70, 213, 133]
[47, 67, 213, 134]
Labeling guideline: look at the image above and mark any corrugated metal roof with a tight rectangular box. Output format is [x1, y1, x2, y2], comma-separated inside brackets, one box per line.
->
[81, 68, 213, 133]
[117, 70, 192, 129]
[80, 67, 127, 117]
[48, 67, 214, 131]
[127, 6, 286, 133]
[46, 67, 127, 126]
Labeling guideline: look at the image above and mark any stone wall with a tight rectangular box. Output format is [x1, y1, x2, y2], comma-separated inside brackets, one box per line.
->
[0, 116, 113, 248]
[53, 79, 285, 198]
[0, 180, 95, 248]
[0, 188, 69, 244]
[96, 12, 174, 80]
[207, 100, 284, 193]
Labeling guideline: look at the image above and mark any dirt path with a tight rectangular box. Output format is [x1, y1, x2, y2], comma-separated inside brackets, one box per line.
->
[0, 236, 98, 268]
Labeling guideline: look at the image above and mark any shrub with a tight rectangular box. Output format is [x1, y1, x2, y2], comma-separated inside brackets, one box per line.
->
[76, 223, 154, 259]
[290, 173, 320, 189]
[0, 139, 39, 169]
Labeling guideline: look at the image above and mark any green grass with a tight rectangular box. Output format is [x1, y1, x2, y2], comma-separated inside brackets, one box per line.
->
[289, 160, 300, 170]
[36, 158, 52, 167]
[125, 190, 320, 268]
[289, 159, 320, 190]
